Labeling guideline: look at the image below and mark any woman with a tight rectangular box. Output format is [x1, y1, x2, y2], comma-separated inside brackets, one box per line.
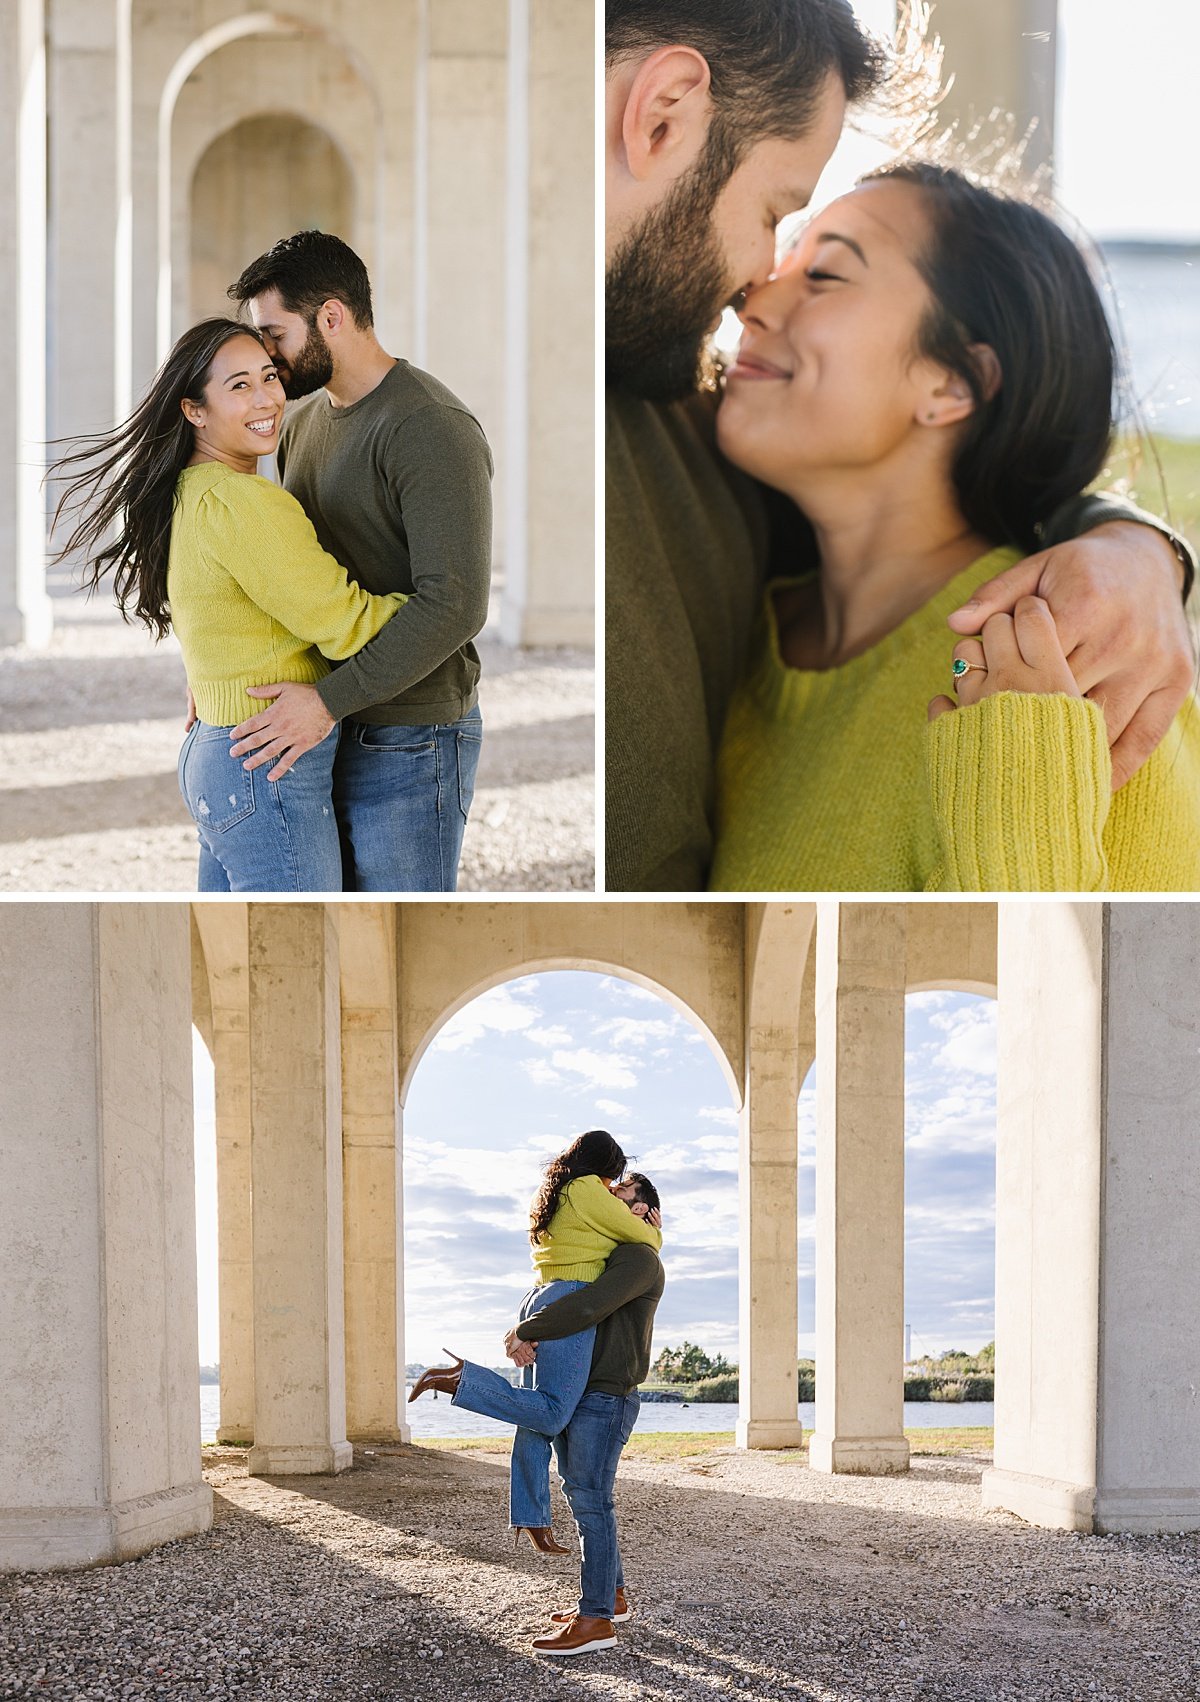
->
[51, 317, 405, 892]
[707, 163, 1200, 892]
[409, 1130, 662, 1551]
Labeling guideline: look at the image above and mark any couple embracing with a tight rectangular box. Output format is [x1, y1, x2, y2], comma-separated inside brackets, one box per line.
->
[54, 232, 491, 893]
[411, 1131, 666, 1659]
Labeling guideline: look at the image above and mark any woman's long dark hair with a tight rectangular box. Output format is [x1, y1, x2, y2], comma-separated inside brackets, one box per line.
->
[869, 161, 1117, 554]
[530, 1130, 628, 1245]
[49, 318, 270, 639]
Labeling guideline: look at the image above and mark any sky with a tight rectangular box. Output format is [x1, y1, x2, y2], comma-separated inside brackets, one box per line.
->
[192, 973, 997, 1373]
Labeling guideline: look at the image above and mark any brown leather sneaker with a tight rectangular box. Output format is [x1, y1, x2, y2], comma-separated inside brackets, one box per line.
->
[531, 1614, 617, 1657]
[551, 1587, 632, 1625]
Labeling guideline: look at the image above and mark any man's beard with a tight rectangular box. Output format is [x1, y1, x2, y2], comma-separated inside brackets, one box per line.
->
[606, 139, 737, 404]
[277, 319, 335, 400]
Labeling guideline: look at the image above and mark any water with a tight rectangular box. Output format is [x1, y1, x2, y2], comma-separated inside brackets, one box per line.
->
[1103, 245, 1200, 439]
[199, 1385, 992, 1445]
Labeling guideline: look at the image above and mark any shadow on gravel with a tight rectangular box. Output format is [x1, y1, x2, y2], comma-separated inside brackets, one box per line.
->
[0, 772, 189, 841]
[0, 653, 188, 734]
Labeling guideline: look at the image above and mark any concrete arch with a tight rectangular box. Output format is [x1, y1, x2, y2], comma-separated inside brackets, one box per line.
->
[399, 959, 741, 1111]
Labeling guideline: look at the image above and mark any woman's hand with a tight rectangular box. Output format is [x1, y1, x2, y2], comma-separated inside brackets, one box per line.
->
[929, 596, 1082, 723]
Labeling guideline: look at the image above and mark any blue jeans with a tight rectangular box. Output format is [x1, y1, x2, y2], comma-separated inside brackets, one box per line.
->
[178, 721, 343, 892]
[553, 1391, 640, 1619]
[450, 1279, 594, 1527]
[332, 704, 482, 891]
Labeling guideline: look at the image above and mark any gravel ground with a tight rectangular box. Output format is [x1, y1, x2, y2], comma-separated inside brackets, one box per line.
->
[0, 576, 594, 893]
[3, 1444, 1199, 1701]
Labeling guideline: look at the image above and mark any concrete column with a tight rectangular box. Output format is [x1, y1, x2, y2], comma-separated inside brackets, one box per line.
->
[0, 905, 211, 1571]
[247, 905, 352, 1477]
[810, 904, 910, 1475]
[501, 0, 594, 646]
[984, 903, 1200, 1533]
[340, 905, 409, 1444]
[0, 0, 53, 648]
[931, 0, 1059, 177]
[414, 0, 507, 556]
[737, 904, 813, 1449]
[47, 0, 120, 447]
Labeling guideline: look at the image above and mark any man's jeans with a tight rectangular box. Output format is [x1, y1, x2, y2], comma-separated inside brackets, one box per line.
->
[179, 721, 343, 892]
[333, 704, 482, 891]
[553, 1391, 640, 1620]
[450, 1279, 594, 1528]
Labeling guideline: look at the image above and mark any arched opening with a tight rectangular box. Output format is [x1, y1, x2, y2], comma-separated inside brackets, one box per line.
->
[401, 968, 740, 1442]
[192, 1024, 220, 1445]
[188, 114, 355, 326]
[797, 984, 997, 1443]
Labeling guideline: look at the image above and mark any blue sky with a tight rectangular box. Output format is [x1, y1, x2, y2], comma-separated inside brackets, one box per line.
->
[193, 972, 998, 1371]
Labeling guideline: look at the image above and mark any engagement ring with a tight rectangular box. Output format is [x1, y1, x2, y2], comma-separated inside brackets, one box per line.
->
[952, 658, 988, 688]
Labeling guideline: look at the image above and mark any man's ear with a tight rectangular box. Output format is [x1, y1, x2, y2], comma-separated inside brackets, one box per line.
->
[619, 46, 712, 187]
[320, 298, 346, 337]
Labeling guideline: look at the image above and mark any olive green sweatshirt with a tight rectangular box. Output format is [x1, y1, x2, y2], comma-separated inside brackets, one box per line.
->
[516, 1243, 665, 1397]
[278, 360, 493, 726]
[605, 382, 1198, 893]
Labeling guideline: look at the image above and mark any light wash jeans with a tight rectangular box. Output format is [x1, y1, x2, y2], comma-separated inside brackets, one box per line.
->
[332, 704, 482, 891]
[178, 721, 342, 892]
[553, 1390, 640, 1619]
[450, 1278, 594, 1528]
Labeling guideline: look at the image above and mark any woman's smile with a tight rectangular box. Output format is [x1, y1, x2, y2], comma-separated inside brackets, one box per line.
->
[726, 347, 792, 382]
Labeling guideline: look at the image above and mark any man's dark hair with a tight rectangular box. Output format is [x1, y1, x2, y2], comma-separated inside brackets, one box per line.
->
[605, 0, 886, 162]
[625, 1172, 660, 1214]
[228, 230, 374, 329]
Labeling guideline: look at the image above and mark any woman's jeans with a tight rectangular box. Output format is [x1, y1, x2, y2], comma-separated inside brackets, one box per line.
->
[553, 1391, 641, 1619]
[178, 720, 342, 892]
[450, 1279, 594, 1528]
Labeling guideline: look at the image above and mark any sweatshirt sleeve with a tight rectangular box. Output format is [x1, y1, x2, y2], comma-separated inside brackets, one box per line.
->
[568, 1175, 664, 1250]
[516, 1248, 660, 1343]
[924, 692, 1113, 892]
[201, 479, 406, 660]
[314, 404, 493, 720]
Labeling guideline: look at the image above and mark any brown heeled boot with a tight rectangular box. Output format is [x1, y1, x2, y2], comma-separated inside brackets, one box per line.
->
[407, 1350, 464, 1403]
[513, 1525, 572, 1555]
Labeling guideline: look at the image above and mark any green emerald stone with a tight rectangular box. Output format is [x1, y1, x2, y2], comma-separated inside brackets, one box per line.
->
[952, 658, 969, 677]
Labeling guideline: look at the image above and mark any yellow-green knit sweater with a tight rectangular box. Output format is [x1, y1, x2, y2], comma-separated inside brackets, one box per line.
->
[167, 461, 406, 727]
[532, 1173, 664, 1284]
[711, 548, 1200, 893]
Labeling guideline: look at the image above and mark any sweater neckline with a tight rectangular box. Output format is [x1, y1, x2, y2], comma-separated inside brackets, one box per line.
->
[748, 545, 1022, 719]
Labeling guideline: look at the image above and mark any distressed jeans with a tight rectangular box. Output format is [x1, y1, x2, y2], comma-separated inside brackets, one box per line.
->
[332, 705, 483, 891]
[553, 1391, 640, 1619]
[450, 1279, 594, 1527]
[178, 720, 343, 892]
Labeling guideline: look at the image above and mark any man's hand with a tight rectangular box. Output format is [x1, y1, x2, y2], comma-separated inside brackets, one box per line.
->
[185, 688, 197, 733]
[947, 523, 1194, 790]
[229, 683, 336, 781]
[505, 1326, 535, 1367]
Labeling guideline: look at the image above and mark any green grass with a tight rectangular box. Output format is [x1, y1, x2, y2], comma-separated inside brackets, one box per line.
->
[1101, 435, 1200, 559]
[418, 1427, 995, 1464]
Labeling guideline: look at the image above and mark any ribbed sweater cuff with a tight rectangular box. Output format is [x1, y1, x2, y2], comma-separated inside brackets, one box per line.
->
[926, 692, 1111, 891]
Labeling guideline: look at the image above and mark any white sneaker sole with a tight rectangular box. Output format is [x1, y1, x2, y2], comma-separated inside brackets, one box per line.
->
[532, 1636, 618, 1657]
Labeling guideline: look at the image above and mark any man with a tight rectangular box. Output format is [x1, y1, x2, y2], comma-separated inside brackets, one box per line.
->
[225, 231, 493, 891]
[605, 0, 1197, 890]
[510, 1173, 666, 1658]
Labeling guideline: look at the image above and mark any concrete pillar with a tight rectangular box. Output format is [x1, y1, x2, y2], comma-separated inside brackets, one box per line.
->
[810, 904, 910, 1475]
[0, 0, 53, 648]
[47, 0, 120, 448]
[984, 903, 1200, 1533]
[501, 0, 594, 646]
[415, 0, 507, 557]
[0, 906, 211, 1571]
[247, 905, 352, 1477]
[340, 905, 409, 1444]
[931, 0, 1059, 177]
[737, 904, 814, 1449]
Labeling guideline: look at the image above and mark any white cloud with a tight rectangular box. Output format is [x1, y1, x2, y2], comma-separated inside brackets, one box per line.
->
[594, 1098, 630, 1116]
[550, 1047, 639, 1090]
[431, 983, 540, 1052]
[699, 1105, 738, 1127]
[597, 976, 663, 1004]
[521, 1057, 564, 1088]
[527, 1023, 573, 1048]
[597, 1015, 685, 1048]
